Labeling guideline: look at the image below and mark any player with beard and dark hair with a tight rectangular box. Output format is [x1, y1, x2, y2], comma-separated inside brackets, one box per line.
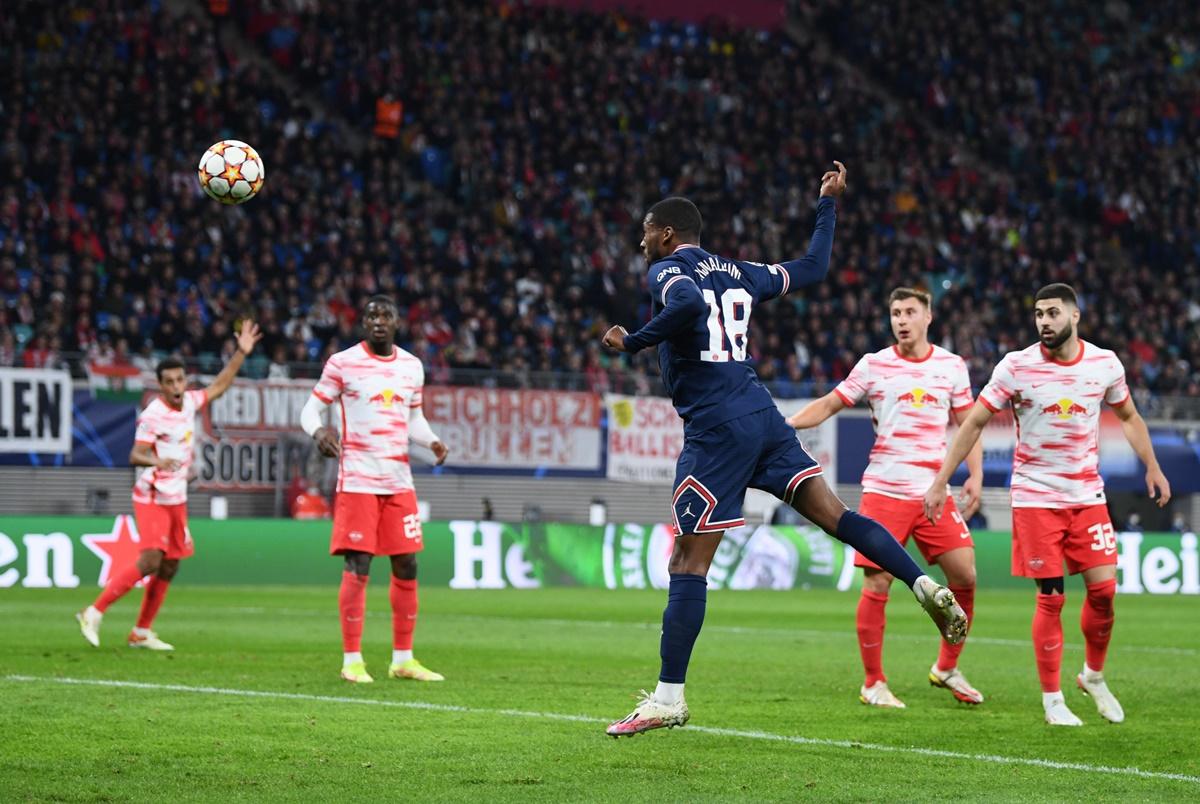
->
[925, 283, 1172, 726]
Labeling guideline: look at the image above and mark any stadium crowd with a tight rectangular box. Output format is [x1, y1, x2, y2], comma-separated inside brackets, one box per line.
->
[0, 0, 1197, 401]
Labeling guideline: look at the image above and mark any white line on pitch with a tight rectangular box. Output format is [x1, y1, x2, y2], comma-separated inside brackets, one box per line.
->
[4, 675, 1198, 786]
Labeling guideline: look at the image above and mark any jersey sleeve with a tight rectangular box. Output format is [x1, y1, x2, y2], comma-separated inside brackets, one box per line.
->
[1105, 357, 1131, 407]
[978, 354, 1017, 412]
[411, 362, 426, 409]
[951, 357, 973, 412]
[834, 355, 870, 406]
[646, 261, 698, 307]
[756, 197, 837, 301]
[134, 409, 159, 446]
[186, 389, 208, 411]
[312, 355, 344, 403]
[740, 261, 789, 303]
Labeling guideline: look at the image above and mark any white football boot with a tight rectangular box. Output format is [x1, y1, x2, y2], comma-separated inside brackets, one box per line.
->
[606, 691, 690, 737]
[860, 680, 907, 708]
[1076, 667, 1124, 723]
[928, 665, 984, 704]
[912, 576, 968, 645]
[1043, 692, 1084, 726]
[75, 606, 102, 647]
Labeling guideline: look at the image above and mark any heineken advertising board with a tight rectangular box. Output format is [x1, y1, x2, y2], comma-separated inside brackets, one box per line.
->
[0, 517, 1195, 595]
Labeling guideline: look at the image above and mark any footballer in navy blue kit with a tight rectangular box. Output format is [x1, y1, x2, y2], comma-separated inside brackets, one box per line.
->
[602, 161, 969, 737]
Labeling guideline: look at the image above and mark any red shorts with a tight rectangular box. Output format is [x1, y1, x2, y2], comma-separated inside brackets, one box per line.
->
[1011, 505, 1116, 578]
[330, 490, 424, 556]
[132, 501, 194, 560]
[854, 492, 974, 570]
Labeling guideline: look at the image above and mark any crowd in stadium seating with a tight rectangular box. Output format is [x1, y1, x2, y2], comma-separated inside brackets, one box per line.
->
[1, 0, 1197, 402]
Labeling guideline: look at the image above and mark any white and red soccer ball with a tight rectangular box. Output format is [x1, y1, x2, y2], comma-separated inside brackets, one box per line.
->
[197, 140, 265, 205]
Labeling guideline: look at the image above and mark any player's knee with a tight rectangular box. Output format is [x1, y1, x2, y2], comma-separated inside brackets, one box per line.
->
[137, 549, 163, 575]
[946, 567, 976, 589]
[390, 554, 418, 580]
[158, 560, 180, 581]
[343, 551, 371, 576]
[862, 570, 893, 593]
[1086, 581, 1115, 610]
[1038, 576, 1065, 595]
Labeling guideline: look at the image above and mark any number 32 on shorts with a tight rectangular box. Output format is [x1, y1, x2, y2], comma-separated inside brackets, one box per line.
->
[1088, 522, 1117, 554]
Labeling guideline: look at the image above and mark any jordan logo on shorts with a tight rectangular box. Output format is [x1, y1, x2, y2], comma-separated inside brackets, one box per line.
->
[681, 503, 696, 519]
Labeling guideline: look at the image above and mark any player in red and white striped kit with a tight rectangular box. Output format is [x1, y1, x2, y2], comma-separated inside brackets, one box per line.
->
[76, 322, 262, 650]
[788, 288, 984, 708]
[300, 295, 448, 684]
[926, 283, 1171, 725]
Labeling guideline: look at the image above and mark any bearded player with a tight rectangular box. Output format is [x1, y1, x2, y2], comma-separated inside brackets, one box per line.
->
[76, 322, 262, 650]
[300, 295, 448, 684]
[925, 283, 1171, 725]
[787, 287, 984, 708]
[601, 162, 966, 737]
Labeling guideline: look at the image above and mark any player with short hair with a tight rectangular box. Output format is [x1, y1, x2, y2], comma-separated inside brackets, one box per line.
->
[787, 287, 985, 708]
[924, 283, 1171, 725]
[76, 322, 262, 650]
[300, 295, 448, 684]
[601, 162, 967, 737]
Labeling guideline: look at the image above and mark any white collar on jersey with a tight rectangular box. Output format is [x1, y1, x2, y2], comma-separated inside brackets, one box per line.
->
[672, 244, 700, 253]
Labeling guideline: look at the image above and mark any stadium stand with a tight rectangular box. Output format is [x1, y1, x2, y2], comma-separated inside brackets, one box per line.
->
[1, 0, 1196, 405]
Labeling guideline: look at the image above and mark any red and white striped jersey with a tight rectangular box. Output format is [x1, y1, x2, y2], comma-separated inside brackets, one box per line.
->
[312, 342, 425, 494]
[132, 389, 207, 505]
[979, 341, 1128, 508]
[835, 345, 973, 499]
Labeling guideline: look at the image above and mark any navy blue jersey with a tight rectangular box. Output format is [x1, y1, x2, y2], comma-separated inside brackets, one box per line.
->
[624, 197, 837, 433]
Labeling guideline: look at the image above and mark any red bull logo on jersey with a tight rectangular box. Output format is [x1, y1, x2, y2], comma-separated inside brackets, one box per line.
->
[897, 388, 940, 408]
[368, 389, 399, 409]
[1042, 398, 1089, 419]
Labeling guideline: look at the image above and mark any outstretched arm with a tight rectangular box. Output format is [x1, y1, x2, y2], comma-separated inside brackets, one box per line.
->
[786, 391, 846, 429]
[1111, 398, 1171, 507]
[204, 321, 262, 402]
[771, 161, 846, 295]
[924, 401, 994, 522]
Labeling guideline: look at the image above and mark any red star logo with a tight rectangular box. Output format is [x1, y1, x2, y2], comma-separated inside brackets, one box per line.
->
[222, 164, 244, 183]
[81, 515, 148, 587]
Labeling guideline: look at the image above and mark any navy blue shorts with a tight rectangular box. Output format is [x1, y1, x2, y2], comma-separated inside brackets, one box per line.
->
[672, 407, 823, 535]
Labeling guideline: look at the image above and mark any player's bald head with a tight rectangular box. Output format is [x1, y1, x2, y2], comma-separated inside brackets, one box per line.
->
[645, 197, 703, 240]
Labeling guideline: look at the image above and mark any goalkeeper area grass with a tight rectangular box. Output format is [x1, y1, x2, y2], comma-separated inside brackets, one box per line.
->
[2, 586, 1197, 801]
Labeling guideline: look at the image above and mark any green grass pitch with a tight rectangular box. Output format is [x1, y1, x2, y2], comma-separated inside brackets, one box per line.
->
[1, 585, 1197, 801]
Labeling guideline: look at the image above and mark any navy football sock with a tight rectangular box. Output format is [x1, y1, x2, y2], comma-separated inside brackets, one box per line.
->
[836, 511, 923, 588]
[658, 573, 708, 684]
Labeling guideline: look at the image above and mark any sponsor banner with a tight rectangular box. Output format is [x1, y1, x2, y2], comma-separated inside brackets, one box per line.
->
[0, 368, 72, 454]
[425, 387, 602, 471]
[604, 396, 837, 485]
[2, 516, 1194, 595]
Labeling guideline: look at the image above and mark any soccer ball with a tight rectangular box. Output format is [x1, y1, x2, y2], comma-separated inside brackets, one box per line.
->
[197, 140, 265, 205]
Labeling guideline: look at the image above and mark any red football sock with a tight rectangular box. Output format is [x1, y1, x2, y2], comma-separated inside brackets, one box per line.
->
[390, 577, 418, 651]
[135, 576, 171, 629]
[1081, 578, 1117, 672]
[339, 572, 368, 653]
[94, 561, 146, 614]
[1032, 593, 1066, 692]
[936, 585, 975, 671]
[856, 589, 889, 687]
